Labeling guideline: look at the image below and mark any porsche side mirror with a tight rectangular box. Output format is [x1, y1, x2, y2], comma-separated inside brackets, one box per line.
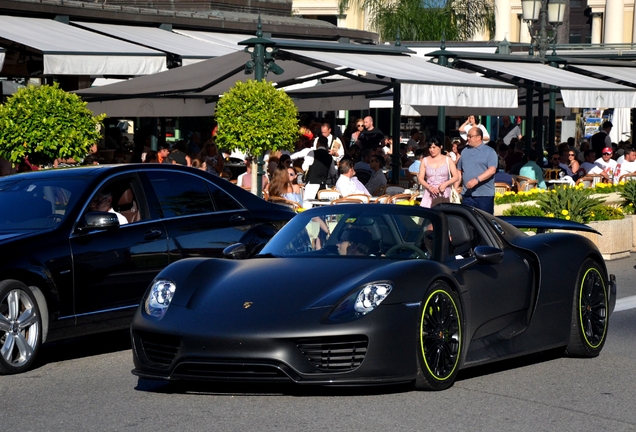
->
[224, 243, 247, 260]
[473, 246, 504, 264]
[78, 212, 120, 232]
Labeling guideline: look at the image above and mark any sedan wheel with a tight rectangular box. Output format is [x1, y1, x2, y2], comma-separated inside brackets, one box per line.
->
[415, 281, 462, 390]
[566, 259, 608, 357]
[0, 280, 42, 374]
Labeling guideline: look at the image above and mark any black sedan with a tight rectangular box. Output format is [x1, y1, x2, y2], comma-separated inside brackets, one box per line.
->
[131, 203, 616, 390]
[0, 164, 294, 374]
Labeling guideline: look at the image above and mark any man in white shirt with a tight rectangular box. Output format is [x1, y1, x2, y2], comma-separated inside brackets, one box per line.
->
[314, 123, 344, 161]
[365, 155, 388, 195]
[335, 158, 370, 196]
[578, 150, 598, 176]
[614, 147, 636, 182]
[588, 147, 617, 182]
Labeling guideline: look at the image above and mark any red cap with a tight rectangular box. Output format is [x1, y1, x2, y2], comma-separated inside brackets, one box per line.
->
[602, 147, 613, 154]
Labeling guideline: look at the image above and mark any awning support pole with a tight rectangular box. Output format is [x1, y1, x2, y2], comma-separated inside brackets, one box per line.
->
[525, 82, 534, 153]
[392, 79, 401, 185]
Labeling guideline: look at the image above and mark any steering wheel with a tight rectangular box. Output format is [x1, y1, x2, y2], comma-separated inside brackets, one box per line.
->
[385, 243, 427, 259]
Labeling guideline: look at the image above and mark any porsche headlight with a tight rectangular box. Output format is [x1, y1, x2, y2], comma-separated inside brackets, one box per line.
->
[145, 279, 176, 319]
[354, 283, 392, 315]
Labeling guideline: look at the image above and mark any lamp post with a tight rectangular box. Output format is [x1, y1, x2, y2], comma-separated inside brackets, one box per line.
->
[521, 0, 566, 57]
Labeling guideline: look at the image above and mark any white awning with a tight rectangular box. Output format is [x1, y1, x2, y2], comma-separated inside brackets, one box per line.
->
[171, 30, 249, 50]
[568, 65, 636, 86]
[0, 16, 166, 75]
[463, 60, 636, 108]
[286, 50, 519, 108]
[72, 22, 238, 66]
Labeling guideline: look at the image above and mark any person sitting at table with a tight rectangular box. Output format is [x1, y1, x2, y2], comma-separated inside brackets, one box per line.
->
[269, 165, 302, 204]
[335, 158, 370, 197]
[519, 150, 547, 189]
[578, 150, 597, 177]
[559, 147, 579, 180]
[365, 155, 388, 196]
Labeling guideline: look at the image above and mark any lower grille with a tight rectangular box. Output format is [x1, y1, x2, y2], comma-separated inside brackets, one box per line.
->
[296, 336, 368, 372]
[172, 362, 289, 381]
[136, 331, 180, 366]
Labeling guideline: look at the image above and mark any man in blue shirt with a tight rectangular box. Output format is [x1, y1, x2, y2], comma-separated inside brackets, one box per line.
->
[457, 127, 498, 214]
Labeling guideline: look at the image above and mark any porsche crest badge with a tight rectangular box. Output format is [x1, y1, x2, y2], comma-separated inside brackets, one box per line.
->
[243, 302, 253, 309]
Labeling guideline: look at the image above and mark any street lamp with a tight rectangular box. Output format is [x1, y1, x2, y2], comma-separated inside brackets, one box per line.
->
[521, 0, 566, 57]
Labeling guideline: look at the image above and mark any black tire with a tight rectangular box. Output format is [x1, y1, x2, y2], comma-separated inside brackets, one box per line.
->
[415, 281, 462, 391]
[565, 259, 609, 358]
[0, 280, 43, 374]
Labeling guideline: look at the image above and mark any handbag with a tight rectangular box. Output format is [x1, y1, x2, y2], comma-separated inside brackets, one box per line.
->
[446, 157, 462, 204]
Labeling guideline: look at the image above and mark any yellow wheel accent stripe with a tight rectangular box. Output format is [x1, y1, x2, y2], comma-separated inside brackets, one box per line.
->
[419, 289, 461, 381]
[579, 267, 608, 349]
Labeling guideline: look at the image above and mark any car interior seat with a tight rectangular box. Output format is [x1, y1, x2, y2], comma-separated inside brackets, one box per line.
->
[117, 189, 140, 223]
[447, 215, 474, 258]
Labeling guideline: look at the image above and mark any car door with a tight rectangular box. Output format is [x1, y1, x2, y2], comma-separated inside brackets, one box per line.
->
[448, 215, 533, 338]
[70, 174, 169, 324]
[141, 170, 255, 260]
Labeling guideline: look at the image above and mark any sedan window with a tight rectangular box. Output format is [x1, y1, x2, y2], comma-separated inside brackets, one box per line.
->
[0, 178, 79, 230]
[145, 171, 215, 218]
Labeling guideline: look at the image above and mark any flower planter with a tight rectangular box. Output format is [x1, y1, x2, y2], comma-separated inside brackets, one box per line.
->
[580, 218, 632, 260]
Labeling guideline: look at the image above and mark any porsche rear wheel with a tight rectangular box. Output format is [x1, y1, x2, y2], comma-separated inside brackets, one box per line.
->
[415, 281, 462, 391]
[565, 259, 608, 358]
[0, 280, 42, 374]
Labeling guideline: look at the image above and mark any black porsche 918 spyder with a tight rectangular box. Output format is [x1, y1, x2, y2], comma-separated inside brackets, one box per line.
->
[131, 203, 617, 391]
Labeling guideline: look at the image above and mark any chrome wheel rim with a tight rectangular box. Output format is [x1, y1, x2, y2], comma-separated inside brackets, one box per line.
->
[420, 290, 461, 381]
[579, 268, 607, 348]
[0, 289, 40, 368]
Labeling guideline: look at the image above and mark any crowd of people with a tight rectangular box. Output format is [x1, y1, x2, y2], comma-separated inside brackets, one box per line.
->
[3, 115, 631, 216]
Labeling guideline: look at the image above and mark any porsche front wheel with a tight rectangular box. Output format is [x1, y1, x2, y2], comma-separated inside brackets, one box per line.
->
[415, 281, 462, 390]
[565, 259, 608, 357]
[0, 280, 42, 374]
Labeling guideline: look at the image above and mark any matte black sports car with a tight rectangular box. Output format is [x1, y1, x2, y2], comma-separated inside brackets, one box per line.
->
[0, 164, 294, 374]
[131, 203, 616, 390]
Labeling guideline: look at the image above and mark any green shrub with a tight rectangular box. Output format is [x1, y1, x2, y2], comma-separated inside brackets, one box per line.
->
[502, 205, 545, 217]
[588, 205, 625, 221]
[619, 179, 636, 207]
[0, 83, 105, 166]
[214, 80, 298, 157]
[536, 185, 606, 223]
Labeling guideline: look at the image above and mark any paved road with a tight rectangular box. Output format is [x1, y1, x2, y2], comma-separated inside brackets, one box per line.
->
[2, 256, 635, 432]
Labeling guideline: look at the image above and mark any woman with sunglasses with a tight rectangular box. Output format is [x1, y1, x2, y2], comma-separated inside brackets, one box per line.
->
[563, 149, 580, 179]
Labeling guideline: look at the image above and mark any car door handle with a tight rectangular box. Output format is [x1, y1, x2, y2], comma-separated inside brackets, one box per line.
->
[230, 215, 245, 223]
[144, 229, 163, 240]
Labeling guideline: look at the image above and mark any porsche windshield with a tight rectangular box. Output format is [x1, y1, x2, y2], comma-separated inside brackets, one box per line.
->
[260, 207, 440, 260]
[0, 177, 81, 230]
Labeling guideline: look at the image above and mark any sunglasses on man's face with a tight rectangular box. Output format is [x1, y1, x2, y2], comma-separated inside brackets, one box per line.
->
[603, 152, 613, 156]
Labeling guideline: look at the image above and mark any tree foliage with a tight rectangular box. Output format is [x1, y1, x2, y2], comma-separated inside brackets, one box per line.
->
[214, 80, 299, 157]
[339, 0, 495, 42]
[0, 83, 105, 166]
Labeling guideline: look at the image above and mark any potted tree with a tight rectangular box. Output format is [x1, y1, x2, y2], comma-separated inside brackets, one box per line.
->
[0, 83, 105, 168]
[214, 79, 298, 198]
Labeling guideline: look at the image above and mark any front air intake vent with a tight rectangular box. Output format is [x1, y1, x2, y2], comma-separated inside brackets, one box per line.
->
[296, 336, 368, 372]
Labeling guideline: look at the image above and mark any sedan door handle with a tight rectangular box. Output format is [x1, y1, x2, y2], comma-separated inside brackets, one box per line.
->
[230, 215, 245, 223]
[144, 229, 163, 240]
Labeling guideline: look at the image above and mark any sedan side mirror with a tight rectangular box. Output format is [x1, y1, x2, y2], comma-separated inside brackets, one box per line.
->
[78, 212, 120, 232]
